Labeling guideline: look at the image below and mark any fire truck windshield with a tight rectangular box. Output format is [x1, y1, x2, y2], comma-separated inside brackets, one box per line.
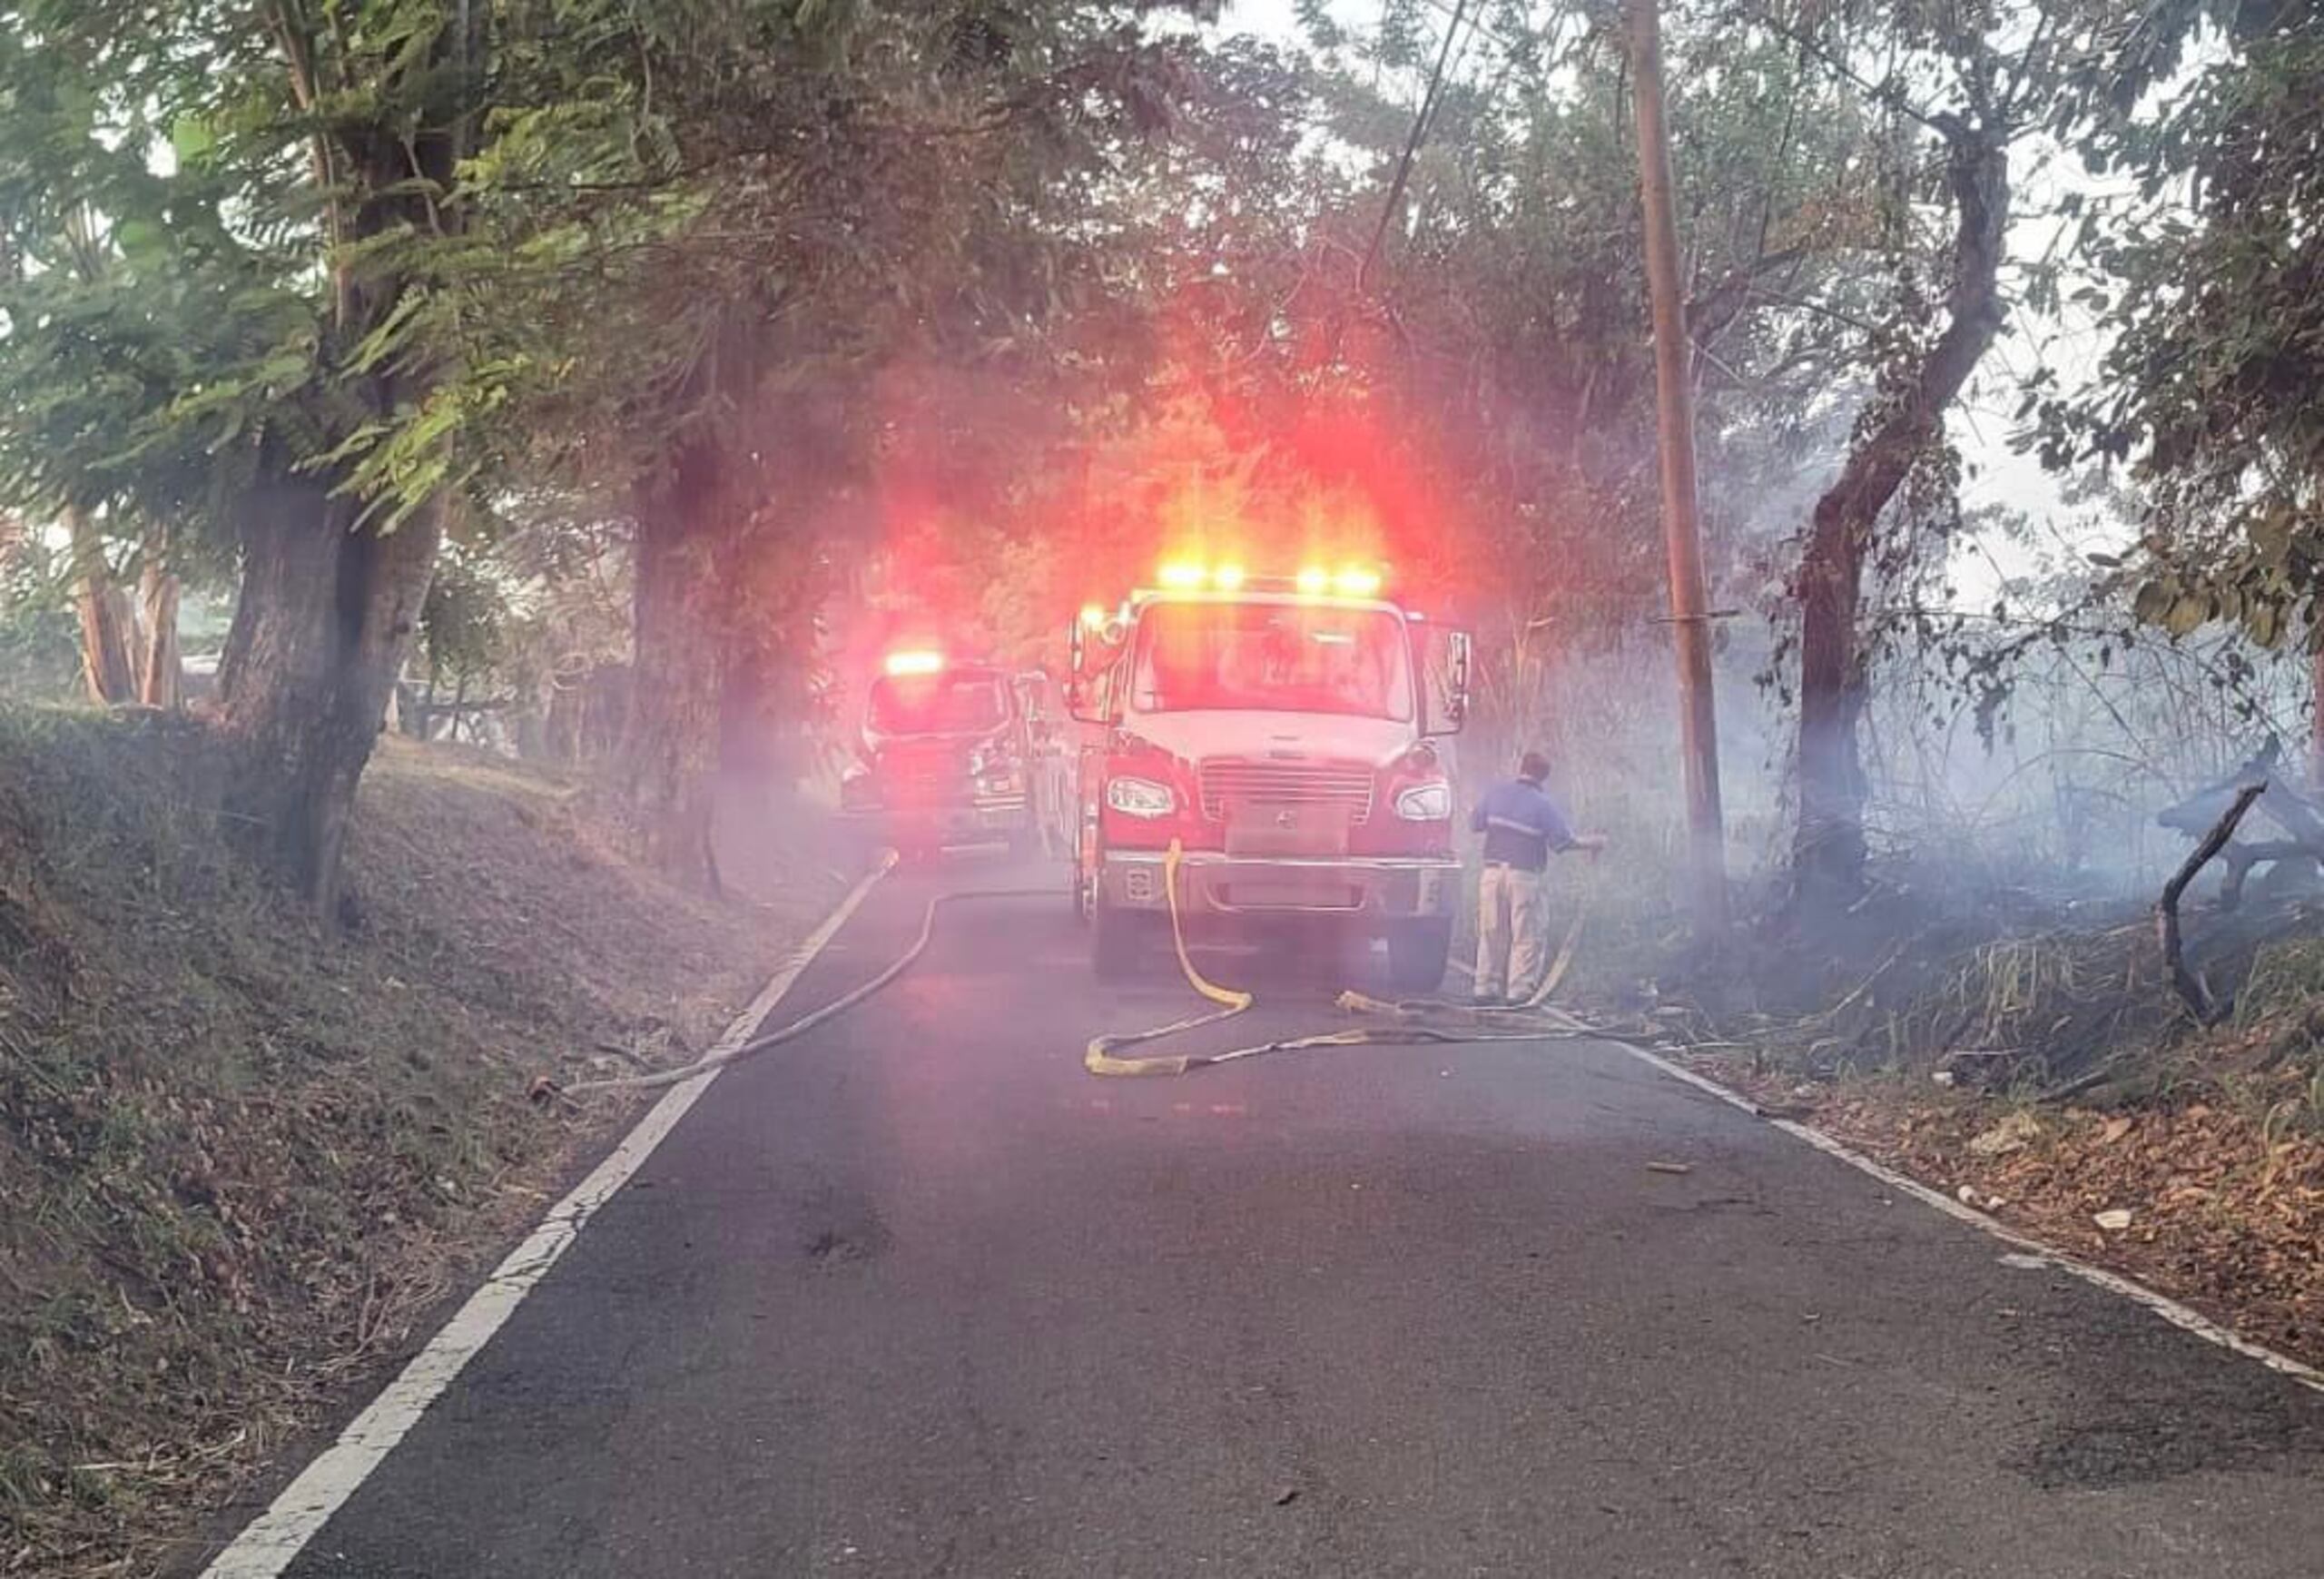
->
[868, 671, 1008, 735]
[1128, 600, 1414, 722]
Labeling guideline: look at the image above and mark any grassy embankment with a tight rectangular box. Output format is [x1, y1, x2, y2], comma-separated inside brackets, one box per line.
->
[0, 709, 841, 1575]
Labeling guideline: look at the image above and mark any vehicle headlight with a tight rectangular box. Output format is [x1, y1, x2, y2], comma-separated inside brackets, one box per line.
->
[1393, 781, 1452, 821]
[1106, 775, 1176, 819]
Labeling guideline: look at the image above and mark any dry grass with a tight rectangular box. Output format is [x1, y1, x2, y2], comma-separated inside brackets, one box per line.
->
[1690, 1062, 2324, 1367]
[0, 710, 840, 1576]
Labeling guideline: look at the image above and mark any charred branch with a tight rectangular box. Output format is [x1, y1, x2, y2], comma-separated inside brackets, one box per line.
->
[2158, 780, 2266, 1025]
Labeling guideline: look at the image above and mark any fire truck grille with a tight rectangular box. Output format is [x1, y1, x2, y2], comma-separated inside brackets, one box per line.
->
[1198, 760, 1374, 824]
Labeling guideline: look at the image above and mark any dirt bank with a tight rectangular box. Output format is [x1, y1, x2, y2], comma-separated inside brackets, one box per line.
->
[0, 711, 841, 1575]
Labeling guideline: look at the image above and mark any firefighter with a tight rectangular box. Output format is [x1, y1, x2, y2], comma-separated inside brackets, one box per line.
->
[1470, 750, 1604, 1004]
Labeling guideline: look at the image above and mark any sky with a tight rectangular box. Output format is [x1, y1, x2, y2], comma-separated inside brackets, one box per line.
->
[1213, 0, 2106, 609]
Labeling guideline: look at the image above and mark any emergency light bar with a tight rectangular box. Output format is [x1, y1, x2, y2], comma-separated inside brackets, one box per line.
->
[883, 649, 945, 677]
[1150, 561, 1388, 597]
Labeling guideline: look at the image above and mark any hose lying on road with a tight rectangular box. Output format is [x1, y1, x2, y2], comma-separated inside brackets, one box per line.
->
[530, 855, 1055, 1105]
[1082, 842, 1607, 1077]
[533, 843, 1606, 1103]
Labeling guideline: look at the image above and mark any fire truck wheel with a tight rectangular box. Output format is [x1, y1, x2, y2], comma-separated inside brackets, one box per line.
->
[1385, 918, 1454, 995]
[1090, 897, 1146, 981]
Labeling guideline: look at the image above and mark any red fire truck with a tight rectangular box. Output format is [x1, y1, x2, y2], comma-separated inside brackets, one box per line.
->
[839, 649, 1041, 862]
[1065, 560, 1472, 988]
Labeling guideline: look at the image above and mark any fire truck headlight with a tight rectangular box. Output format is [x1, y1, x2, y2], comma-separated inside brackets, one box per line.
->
[1106, 776, 1177, 819]
[1393, 781, 1452, 821]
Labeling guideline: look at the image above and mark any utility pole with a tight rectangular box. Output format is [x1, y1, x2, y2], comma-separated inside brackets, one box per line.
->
[2310, 646, 2324, 789]
[1627, 0, 1729, 930]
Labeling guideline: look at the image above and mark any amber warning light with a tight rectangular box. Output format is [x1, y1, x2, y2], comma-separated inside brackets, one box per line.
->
[1154, 562, 1386, 597]
[883, 649, 945, 677]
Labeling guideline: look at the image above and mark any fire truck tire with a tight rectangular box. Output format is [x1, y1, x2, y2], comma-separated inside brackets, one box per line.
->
[1385, 918, 1454, 994]
[1090, 897, 1147, 980]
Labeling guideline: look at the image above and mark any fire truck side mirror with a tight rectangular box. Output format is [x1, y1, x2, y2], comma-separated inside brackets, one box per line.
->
[1066, 619, 1100, 723]
[1424, 628, 1472, 736]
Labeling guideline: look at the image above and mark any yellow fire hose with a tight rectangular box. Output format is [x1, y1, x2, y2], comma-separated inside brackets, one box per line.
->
[534, 844, 1600, 1103]
[534, 854, 1054, 1103]
[1082, 841, 1603, 1077]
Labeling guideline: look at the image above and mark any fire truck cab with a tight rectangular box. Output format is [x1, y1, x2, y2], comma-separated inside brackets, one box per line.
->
[840, 650, 1040, 861]
[1066, 563, 1472, 989]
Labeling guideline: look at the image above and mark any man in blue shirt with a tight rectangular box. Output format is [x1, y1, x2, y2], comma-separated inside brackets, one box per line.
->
[1470, 751, 1603, 1004]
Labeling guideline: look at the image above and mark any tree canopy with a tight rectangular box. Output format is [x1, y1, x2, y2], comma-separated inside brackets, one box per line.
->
[3, 0, 2319, 911]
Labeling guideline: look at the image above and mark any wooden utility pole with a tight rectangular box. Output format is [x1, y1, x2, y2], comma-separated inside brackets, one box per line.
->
[1627, 0, 1729, 929]
[2310, 646, 2324, 790]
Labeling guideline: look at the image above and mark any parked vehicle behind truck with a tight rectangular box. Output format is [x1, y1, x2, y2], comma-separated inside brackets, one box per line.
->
[840, 650, 1040, 862]
[1065, 562, 1472, 989]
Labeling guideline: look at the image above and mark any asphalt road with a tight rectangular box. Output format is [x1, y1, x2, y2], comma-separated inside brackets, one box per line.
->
[262, 853, 2324, 1577]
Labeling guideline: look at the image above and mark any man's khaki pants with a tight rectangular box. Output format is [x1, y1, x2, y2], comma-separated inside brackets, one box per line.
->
[1474, 862, 1546, 999]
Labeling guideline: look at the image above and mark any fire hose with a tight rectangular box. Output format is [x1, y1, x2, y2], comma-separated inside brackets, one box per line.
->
[1083, 842, 1603, 1076]
[534, 844, 1600, 1104]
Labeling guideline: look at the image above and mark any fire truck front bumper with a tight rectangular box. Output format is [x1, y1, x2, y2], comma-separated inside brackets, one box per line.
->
[842, 794, 1031, 837]
[1098, 851, 1460, 920]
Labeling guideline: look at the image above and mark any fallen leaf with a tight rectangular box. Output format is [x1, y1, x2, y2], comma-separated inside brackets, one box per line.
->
[2093, 1208, 2134, 1231]
[1970, 1110, 2043, 1157]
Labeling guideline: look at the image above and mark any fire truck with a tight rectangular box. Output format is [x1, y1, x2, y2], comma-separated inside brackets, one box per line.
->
[1065, 561, 1472, 987]
[839, 649, 1042, 861]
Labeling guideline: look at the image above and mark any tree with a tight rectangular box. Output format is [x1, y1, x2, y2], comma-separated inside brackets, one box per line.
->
[65, 506, 136, 705]
[0, 0, 497, 911]
[2034, 2, 2324, 772]
[1103, 4, 1886, 782]
[379, 1, 1192, 883]
[1792, 104, 2010, 903]
[1768, 0, 2077, 906]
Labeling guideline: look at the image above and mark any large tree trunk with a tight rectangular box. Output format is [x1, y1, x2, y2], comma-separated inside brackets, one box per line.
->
[1792, 114, 2010, 907]
[135, 558, 182, 708]
[621, 443, 731, 892]
[214, 474, 442, 913]
[67, 507, 137, 706]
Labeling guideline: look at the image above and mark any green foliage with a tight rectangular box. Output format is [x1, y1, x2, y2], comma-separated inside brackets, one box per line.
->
[0, 0, 504, 549]
[2034, 3, 2324, 648]
[0, 524, 79, 699]
[419, 548, 510, 686]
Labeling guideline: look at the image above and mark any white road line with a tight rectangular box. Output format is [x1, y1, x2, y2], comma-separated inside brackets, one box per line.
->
[1564, 1012, 2324, 1396]
[200, 864, 892, 1579]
